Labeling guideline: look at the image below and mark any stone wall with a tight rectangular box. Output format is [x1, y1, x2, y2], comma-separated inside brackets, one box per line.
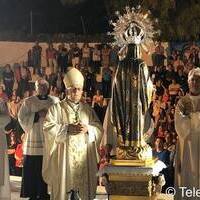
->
[0, 41, 168, 68]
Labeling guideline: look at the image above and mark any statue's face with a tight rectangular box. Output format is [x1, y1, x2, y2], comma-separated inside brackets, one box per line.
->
[188, 75, 200, 95]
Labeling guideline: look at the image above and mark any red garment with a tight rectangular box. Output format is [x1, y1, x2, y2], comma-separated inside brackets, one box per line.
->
[14, 66, 21, 83]
[46, 48, 57, 59]
[99, 158, 108, 170]
[15, 143, 23, 167]
[157, 130, 165, 138]
[0, 92, 8, 101]
[162, 94, 169, 103]
[98, 147, 109, 170]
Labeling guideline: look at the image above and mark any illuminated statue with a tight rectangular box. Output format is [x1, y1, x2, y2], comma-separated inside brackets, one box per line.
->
[103, 6, 158, 161]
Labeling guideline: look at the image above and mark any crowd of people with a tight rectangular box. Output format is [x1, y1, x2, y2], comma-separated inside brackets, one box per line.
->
[0, 40, 200, 195]
[0, 41, 117, 178]
[149, 41, 200, 190]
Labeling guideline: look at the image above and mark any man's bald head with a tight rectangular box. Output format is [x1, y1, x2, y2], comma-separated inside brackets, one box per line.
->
[188, 68, 200, 95]
[35, 79, 49, 96]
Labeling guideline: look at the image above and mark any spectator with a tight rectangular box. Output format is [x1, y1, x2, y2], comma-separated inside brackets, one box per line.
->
[83, 68, 96, 98]
[155, 79, 165, 97]
[166, 107, 175, 131]
[0, 85, 8, 102]
[3, 64, 14, 98]
[71, 43, 81, 68]
[32, 41, 42, 75]
[157, 125, 165, 138]
[102, 67, 112, 98]
[13, 63, 21, 83]
[176, 69, 188, 93]
[162, 89, 170, 104]
[152, 96, 163, 128]
[92, 44, 101, 74]
[101, 44, 110, 68]
[164, 132, 176, 187]
[57, 43, 68, 73]
[153, 137, 170, 165]
[17, 66, 31, 99]
[7, 90, 23, 140]
[173, 55, 184, 72]
[153, 137, 171, 191]
[164, 132, 176, 153]
[158, 108, 167, 129]
[46, 43, 57, 74]
[7, 132, 17, 175]
[55, 72, 65, 94]
[81, 43, 91, 68]
[168, 79, 180, 105]
[152, 42, 165, 67]
[92, 90, 104, 123]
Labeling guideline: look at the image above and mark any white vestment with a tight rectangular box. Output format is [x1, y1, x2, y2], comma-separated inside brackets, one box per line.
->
[175, 94, 200, 200]
[18, 95, 59, 156]
[43, 99, 103, 200]
[0, 111, 11, 200]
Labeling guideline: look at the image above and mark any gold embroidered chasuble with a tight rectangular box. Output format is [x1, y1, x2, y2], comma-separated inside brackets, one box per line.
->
[43, 99, 103, 200]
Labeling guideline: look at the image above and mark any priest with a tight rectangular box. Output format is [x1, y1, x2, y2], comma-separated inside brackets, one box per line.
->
[175, 68, 200, 199]
[18, 79, 59, 200]
[42, 67, 103, 200]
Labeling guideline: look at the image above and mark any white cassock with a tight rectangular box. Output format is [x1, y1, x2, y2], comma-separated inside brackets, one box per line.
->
[43, 99, 103, 200]
[18, 95, 59, 198]
[0, 107, 11, 200]
[175, 94, 200, 200]
[18, 95, 59, 156]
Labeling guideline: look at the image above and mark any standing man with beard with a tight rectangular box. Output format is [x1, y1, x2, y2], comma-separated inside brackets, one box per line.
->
[175, 68, 200, 200]
[43, 67, 103, 200]
[18, 79, 59, 200]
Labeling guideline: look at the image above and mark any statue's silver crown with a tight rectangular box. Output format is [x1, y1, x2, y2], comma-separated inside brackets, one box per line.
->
[108, 6, 159, 47]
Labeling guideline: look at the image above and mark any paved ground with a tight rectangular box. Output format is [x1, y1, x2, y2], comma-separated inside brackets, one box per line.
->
[10, 176, 173, 200]
[10, 176, 108, 200]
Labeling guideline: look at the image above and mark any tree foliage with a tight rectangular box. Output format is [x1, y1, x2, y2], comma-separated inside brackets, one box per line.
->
[103, 0, 200, 41]
[60, 0, 86, 6]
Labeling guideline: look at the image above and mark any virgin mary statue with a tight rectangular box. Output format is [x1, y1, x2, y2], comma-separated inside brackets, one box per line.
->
[102, 7, 155, 161]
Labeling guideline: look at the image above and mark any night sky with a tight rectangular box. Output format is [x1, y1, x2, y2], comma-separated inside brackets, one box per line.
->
[0, 0, 109, 34]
